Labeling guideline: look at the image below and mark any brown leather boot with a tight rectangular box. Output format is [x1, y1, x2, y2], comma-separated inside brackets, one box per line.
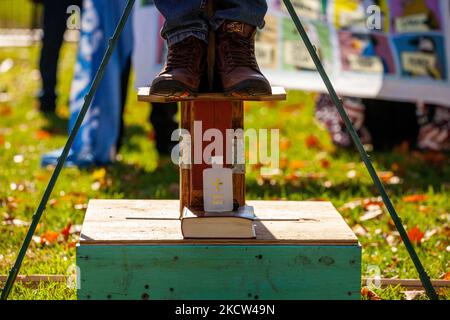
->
[216, 21, 271, 96]
[150, 36, 207, 97]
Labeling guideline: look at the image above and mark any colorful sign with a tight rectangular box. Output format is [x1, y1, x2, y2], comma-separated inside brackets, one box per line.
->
[255, 0, 450, 106]
[133, 0, 450, 106]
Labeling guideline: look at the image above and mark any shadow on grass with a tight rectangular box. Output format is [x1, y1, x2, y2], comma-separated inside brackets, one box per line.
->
[247, 148, 449, 201]
[105, 160, 179, 199]
[98, 147, 448, 202]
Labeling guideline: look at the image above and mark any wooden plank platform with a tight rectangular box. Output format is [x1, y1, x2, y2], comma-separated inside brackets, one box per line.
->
[79, 200, 358, 246]
[137, 86, 286, 103]
[77, 200, 361, 300]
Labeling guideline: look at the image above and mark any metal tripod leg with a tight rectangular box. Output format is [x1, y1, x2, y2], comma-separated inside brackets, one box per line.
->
[282, 0, 438, 300]
[0, 0, 136, 300]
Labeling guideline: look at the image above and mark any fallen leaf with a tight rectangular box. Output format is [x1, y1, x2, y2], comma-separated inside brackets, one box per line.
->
[40, 230, 59, 245]
[13, 154, 24, 163]
[387, 176, 402, 185]
[347, 170, 357, 179]
[440, 272, 450, 280]
[92, 168, 106, 181]
[385, 234, 397, 246]
[2, 217, 29, 227]
[67, 240, 77, 248]
[61, 223, 72, 241]
[423, 229, 437, 241]
[0, 105, 12, 116]
[69, 224, 83, 234]
[61, 191, 88, 205]
[418, 206, 432, 214]
[289, 160, 305, 170]
[0, 58, 14, 73]
[362, 199, 384, 211]
[35, 130, 51, 140]
[305, 134, 321, 149]
[379, 171, 394, 183]
[352, 224, 367, 236]
[323, 180, 332, 188]
[341, 199, 363, 211]
[91, 181, 101, 191]
[320, 159, 330, 169]
[32, 236, 41, 244]
[407, 226, 425, 244]
[0, 92, 10, 103]
[49, 198, 58, 207]
[403, 290, 424, 300]
[361, 287, 382, 300]
[279, 158, 288, 169]
[360, 207, 383, 221]
[280, 138, 291, 151]
[74, 203, 88, 210]
[403, 194, 427, 203]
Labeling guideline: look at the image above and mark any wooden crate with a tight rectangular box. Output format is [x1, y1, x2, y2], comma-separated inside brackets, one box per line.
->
[77, 200, 361, 300]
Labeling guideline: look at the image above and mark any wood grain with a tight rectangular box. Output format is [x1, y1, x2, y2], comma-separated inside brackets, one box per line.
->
[137, 86, 287, 103]
[79, 200, 359, 246]
[77, 245, 361, 300]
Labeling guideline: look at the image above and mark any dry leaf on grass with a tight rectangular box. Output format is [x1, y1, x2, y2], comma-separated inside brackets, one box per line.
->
[403, 290, 424, 300]
[35, 130, 51, 140]
[61, 223, 72, 241]
[440, 272, 450, 280]
[40, 230, 59, 245]
[403, 194, 427, 203]
[352, 224, 367, 236]
[407, 226, 425, 244]
[305, 134, 321, 149]
[280, 138, 291, 151]
[360, 207, 383, 222]
[320, 159, 330, 169]
[2, 216, 29, 227]
[361, 287, 382, 300]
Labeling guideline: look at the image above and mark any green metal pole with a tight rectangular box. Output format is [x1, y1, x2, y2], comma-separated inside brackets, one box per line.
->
[0, 0, 136, 301]
[282, 0, 438, 300]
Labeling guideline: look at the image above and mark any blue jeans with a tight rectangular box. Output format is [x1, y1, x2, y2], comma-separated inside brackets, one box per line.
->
[153, 0, 268, 45]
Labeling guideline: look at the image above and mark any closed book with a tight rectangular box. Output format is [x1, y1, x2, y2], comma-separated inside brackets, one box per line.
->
[181, 206, 256, 239]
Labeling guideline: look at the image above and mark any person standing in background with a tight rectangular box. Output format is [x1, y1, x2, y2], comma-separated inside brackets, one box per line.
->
[32, 0, 82, 113]
[41, 0, 179, 167]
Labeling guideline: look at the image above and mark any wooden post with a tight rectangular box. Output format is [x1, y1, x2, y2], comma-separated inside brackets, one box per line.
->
[180, 100, 245, 213]
[138, 87, 286, 215]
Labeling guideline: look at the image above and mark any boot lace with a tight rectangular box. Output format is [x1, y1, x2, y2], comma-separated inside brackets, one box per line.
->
[166, 38, 197, 72]
[222, 33, 258, 69]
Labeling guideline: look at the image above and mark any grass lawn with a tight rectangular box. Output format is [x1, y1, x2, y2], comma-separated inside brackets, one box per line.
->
[0, 43, 449, 300]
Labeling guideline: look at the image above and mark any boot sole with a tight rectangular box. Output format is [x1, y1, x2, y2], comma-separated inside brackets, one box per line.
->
[150, 80, 198, 98]
[224, 79, 272, 97]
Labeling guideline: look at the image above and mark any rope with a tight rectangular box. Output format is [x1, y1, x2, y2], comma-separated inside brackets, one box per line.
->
[282, 0, 438, 300]
[0, 0, 136, 300]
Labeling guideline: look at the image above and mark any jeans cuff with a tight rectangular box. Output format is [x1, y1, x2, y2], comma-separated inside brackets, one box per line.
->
[167, 30, 208, 46]
[210, 18, 266, 31]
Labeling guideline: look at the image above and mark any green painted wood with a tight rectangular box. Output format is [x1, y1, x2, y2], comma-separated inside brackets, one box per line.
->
[77, 245, 361, 300]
